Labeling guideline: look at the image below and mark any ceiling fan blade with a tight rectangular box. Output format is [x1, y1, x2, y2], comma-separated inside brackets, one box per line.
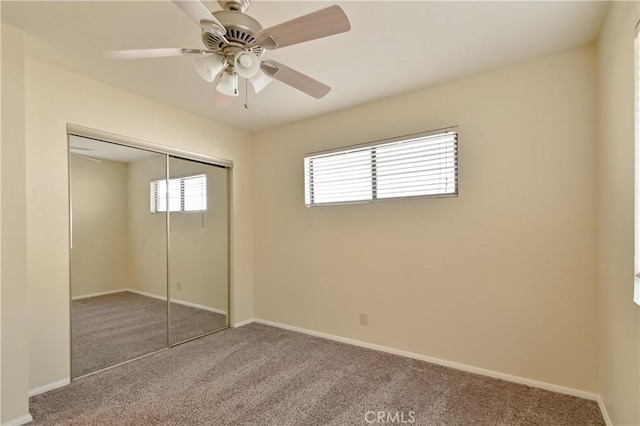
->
[172, 0, 226, 35]
[106, 48, 216, 60]
[261, 60, 331, 99]
[106, 48, 187, 59]
[255, 5, 351, 50]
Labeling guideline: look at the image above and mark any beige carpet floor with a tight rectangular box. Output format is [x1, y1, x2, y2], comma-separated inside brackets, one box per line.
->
[34, 323, 604, 425]
[72, 291, 227, 377]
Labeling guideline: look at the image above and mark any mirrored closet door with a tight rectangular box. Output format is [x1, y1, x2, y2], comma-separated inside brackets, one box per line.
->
[69, 134, 230, 379]
[168, 156, 229, 345]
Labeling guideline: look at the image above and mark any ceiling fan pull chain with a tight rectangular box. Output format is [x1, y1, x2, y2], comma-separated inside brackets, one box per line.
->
[107, 1, 351, 104]
[244, 78, 249, 109]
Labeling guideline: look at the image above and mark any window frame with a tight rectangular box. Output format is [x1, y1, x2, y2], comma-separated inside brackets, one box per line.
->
[150, 173, 207, 214]
[304, 126, 458, 207]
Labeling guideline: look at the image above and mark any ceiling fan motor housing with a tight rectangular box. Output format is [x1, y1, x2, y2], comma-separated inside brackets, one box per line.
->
[203, 9, 264, 59]
[107, 0, 350, 100]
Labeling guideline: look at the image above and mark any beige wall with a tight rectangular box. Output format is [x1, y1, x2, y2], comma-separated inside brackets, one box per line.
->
[1, 24, 30, 423]
[24, 57, 254, 392]
[596, 2, 640, 424]
[70, 155, 130, 298]
[127, 155, 229, 313]
[253, 45, 599, 392]
[127, 155, 169, 300]
[71, 148, 228, 308]
[6, 5, 637, 421]
[167, 158, 229, 312]
[0, 9, 3, 423]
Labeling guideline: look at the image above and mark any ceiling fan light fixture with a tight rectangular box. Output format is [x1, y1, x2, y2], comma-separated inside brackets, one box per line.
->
[234, 51, 261, 79]
[249, 69, 273, 94]
[216, 71, 239, 97]
[193, 54, 225, 83]
[113, 0, 352, 104]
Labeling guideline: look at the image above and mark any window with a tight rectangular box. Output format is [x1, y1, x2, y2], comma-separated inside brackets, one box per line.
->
[150, 174, 207, 213]
[304, 128, 457, 206]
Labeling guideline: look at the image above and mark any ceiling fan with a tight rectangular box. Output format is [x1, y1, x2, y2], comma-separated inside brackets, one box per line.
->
[108, 0, 351, 104]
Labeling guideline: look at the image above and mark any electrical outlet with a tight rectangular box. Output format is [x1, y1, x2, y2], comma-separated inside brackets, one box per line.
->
[176, 282, 181, 290]
[359, 313, 368, 326]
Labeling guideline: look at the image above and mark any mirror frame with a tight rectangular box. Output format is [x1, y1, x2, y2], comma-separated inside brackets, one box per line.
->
[67, 124, 233, 379]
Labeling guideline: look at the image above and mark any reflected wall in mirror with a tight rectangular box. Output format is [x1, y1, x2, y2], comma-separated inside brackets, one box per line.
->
[168, 156, 229, 345]
[69, 134, 231, 378]
[70, 136, 168, 378]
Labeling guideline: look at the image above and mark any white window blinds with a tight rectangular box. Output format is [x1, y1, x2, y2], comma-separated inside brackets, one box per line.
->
[150, 174, 207, 213]
[304, 128, 457, 206]
[182, 174, 207, 211]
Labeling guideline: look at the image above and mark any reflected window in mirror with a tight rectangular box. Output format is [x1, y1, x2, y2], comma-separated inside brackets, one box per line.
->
[150, 174, 207, 213]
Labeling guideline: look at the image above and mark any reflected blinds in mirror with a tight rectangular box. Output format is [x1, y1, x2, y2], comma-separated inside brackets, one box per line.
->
[150, 174, 207, 213]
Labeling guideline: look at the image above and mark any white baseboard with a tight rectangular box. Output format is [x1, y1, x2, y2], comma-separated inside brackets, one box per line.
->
[73, 289, 227, 315]
[125, 288, 165, 302]
[169, 297, 227, 316]
[23, 317, 611, 424]
[233, 318, 255, 328]
[71, 289, 127, 300]
[28, 378, 70, 397]
[253, 318, 601, 403]
[123, 289, 227, 315]
[596, 396, 612, 425]
[3, 414, 33, 426]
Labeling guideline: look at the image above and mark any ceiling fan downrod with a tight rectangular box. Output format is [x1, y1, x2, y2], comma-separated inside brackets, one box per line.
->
[108, 0, 351, 102]
[218, 0, 250, 13]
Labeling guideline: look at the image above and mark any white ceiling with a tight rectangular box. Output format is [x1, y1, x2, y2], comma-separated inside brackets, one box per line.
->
[2, 1, 609, 132]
